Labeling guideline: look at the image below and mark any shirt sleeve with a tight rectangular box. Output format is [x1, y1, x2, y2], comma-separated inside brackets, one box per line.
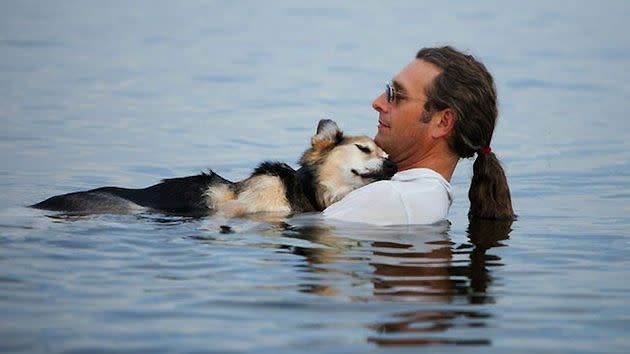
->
[322, 181, 408, 225]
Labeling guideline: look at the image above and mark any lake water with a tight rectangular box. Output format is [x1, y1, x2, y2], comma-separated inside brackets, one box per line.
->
[1, 1, 629, 353]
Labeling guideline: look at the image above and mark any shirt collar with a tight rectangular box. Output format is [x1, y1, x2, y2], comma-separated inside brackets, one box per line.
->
[392, 168, 449, 184]
[393, 168, 453, 206]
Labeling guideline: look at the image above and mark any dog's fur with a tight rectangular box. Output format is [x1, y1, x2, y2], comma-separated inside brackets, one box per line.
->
[31, 120, 397, 217]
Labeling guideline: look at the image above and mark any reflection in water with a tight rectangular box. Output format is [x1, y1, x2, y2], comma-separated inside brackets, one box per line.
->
[40, 210, 203, 225]
[370, 239, 453, 302]
[464, 218, 512, 305]
[278, 217, 513, 347]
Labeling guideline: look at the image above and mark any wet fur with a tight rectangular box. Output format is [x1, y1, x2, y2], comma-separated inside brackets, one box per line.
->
[31, 120, 396, 217]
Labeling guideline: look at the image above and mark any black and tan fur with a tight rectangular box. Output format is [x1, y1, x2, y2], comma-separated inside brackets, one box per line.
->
[31, 120, 396, 217]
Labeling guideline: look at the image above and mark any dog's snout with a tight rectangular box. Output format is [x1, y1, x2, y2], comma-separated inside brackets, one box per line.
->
[383, 159, 397, 176]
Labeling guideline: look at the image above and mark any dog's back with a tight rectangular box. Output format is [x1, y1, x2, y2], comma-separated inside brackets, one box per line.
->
[32, 172, 232, 215]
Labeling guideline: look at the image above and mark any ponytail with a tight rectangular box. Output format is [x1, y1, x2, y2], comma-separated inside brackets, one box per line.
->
[468, 151, 515, 220]
[416, 46, 516, 220]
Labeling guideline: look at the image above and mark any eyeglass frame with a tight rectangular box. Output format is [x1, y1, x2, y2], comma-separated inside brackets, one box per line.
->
[385, 81, 426, 104]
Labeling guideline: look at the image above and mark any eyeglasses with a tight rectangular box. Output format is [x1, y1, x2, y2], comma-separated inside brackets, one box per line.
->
[385, 82, 424, 104]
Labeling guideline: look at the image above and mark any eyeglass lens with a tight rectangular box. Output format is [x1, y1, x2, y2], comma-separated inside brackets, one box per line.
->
[386, 83, 394, 103]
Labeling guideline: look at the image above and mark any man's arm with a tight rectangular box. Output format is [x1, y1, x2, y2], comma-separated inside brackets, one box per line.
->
[322, 181, 408, 226]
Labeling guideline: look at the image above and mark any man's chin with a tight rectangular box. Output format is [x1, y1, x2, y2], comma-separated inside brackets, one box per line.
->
[373, 134, 391, 154]
[374, 133, 383, 147]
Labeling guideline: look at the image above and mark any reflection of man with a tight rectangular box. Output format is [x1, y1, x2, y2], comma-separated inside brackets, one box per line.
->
[324, 46, 515, 225]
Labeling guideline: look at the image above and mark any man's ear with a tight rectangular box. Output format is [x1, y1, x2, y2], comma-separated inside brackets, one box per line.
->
[311, 119, 343, 150]
[431, 108, 456, 139]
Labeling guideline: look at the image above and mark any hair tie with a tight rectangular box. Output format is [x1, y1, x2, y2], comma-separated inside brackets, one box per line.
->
[478, 147, 492, 155]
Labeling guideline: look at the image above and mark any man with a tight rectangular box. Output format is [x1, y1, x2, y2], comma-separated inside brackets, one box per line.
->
[323, 46, 515, 225]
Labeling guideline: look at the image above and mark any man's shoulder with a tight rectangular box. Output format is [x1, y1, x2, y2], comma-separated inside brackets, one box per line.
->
[349, 179, 400, 197]
[325, 180, 401, 209]
[322, 179, 407, 224]
[342, 169, 448, 200]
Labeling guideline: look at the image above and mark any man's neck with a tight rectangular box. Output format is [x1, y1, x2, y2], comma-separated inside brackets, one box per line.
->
[396, 148, 459, 182]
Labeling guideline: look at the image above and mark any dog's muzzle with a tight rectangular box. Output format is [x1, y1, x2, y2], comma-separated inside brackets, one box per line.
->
[352, 159, 397, 180]
[382, 159, 397, 177]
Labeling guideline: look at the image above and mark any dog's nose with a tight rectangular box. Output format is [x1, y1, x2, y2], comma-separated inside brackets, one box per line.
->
[383, 159, 397, 176]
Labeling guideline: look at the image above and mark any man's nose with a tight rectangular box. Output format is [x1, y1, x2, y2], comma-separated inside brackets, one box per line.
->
[372, 93, 389, 113]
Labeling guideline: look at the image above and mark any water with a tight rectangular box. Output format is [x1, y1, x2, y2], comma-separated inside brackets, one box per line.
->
[1, 1, 630, 353]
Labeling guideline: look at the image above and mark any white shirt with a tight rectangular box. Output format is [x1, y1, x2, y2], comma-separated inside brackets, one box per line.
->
[323, 168, 453, 226]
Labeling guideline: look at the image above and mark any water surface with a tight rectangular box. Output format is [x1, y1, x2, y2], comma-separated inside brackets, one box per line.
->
[1, 1, 629, 353]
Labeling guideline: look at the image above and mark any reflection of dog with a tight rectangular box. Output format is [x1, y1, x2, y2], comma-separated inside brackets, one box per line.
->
[32, 119, 397, 217]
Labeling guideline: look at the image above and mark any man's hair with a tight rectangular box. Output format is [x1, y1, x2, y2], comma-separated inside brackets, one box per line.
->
[416, 46, 515, 220]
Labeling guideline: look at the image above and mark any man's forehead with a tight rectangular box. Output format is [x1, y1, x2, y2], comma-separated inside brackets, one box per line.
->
[393, 59, 442, 94]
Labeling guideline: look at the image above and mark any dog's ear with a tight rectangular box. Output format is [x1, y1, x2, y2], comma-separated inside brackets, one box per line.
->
[311, 119, 343, 150]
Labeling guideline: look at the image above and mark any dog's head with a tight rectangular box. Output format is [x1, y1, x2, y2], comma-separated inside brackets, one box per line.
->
[300, 119, 397, 208]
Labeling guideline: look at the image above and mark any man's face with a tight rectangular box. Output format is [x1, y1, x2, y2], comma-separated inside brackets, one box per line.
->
[373, 59, 442, 166]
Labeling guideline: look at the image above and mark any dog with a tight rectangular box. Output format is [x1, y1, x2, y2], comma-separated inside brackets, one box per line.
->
[31, 119, 397, 217]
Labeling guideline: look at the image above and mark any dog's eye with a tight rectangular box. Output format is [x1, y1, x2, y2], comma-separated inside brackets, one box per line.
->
[355, 144, 372, 154]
